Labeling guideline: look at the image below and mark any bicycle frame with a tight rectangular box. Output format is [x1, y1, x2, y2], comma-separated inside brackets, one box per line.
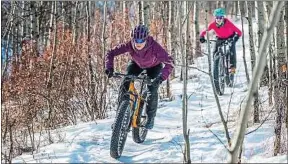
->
[128, 82, 141, 128]
[214, 39, 233, 74]
[126, 78, 147, 128]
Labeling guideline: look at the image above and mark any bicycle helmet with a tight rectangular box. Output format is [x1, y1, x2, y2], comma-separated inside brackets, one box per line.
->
[213, 8, 226, 17]
[131, 24, 149, 43]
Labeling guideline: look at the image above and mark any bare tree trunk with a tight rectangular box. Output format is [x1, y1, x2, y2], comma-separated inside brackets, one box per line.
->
[265, 1, 273, 17]
[256, 2, 265, 47]
[181, 2, 191, 163]
[101, 1, 108, 117]
[8, 123, 14, 163]
[2, 30, 12, 82]
[251, 1, 256, 18]
[217, 1, 222, 8]
[285, 2, 288, 129]
[247, 1, 260, 123]
[208, 1, 212, 14]
[143, 1, 149, 26]
[20, 1, 25, 40]
[47, 1, 54, 47]
[72, 2, 78, 46]
[193, 1, 201, 59]
[2, 2, 15, 81]
[179, 2, 183, 81]
[235, 1, 239, 17]
[61, 2, 65, 40]
[44, 1, 57, 144]
[256, 1, 269, 87]
[187, 1, 193, 65]
[161, 1, 171, 99]
[239, 1, 250, 84]
[274, 5, 285, 156]
[138, 1, 143, 24]
[228, 2, 285, 162]
[169, 1, 176, 79]
[268, 32, 276, 106]
[86, 1, 96, 121]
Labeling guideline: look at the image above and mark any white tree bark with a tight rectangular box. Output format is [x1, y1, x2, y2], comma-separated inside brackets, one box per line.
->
[47, 2, 55, 47]
[239, 1, 250, 84]
[247, 1, 260, 124]
[193, 1, 200, 58]
[181, 1, 191, 163]
[72, 2, 78, 46]
[274, 4, 285, 156]
[228, 2, 285, 163]
[285, 1, 288, 129]
[143, 1, 149, 26]
[256, 1, 265, 48]
[204, 4, 231, 148]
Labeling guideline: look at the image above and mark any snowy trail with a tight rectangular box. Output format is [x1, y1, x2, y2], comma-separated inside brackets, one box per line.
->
[13, 20, 287, 163]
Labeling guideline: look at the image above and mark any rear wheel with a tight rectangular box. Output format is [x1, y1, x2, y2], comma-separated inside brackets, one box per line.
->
[132, 91, 148, 143]
[213, 54, 225, 95]
[110, 99, 131, 159]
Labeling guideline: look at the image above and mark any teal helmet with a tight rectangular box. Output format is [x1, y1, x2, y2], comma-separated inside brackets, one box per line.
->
[213, 8, 225, 17]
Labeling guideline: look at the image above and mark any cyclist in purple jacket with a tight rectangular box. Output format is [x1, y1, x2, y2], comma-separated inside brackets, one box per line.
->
[105, 24, 174, 129]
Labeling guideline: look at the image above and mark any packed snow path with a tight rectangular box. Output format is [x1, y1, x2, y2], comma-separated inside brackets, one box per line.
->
[13, 19, 287, 163]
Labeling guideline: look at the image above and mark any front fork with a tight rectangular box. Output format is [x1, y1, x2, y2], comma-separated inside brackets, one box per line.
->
[128, 82, 143, 128]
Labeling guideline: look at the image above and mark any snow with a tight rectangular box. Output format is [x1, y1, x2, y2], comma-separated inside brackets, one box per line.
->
[12, 18, 287, 163]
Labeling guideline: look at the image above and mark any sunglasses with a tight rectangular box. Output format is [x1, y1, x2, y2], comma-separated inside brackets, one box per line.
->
[134, 38, 146, 44]
[215, 16, 224, 20]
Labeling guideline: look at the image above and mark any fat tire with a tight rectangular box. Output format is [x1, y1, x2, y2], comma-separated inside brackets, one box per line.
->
[110, 100, 131, 159]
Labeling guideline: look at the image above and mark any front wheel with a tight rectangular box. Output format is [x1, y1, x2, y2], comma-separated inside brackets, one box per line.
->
[213, 54, 225, 95]
[110, 99, 131, 159]
[132, 91, 148, 143]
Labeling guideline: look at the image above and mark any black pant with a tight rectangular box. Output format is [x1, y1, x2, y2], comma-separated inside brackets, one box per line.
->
[119, 61, 163, 118]
[213, 36, 237, 68]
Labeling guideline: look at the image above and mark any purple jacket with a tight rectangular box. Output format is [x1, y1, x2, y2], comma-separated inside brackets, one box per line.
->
[105, 36, 174, 80]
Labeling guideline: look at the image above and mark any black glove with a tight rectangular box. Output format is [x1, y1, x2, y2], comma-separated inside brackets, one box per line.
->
[199, 36, 206, 43]
[233, 34, 240, 42]
[151, 75, 164, 86]
[105, 68, 114, 78]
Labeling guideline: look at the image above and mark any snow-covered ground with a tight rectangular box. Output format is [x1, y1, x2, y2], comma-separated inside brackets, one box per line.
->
[12, 18, 287, 163]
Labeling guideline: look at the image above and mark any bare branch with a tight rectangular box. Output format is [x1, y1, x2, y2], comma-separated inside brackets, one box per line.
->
[228, 2, 285, 163]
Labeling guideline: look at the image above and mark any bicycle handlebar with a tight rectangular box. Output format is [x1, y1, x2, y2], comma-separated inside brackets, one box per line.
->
[205, 38, 234, 45]
[112, 72, 152, 85]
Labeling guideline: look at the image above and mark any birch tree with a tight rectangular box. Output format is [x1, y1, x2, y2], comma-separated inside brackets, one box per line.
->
[143, 1, 149, 26]
[181, 1, 191, 163]
[285, 1, 288, 129]
[193, 1, 200, 59]
[168, 1, 176, 78]
[257, 1, 269, 86]
[46, 1, 57, 143]
[239, 1, 250, 83]
[228, 2, 285, 162]
[247, 1, 260, 123]
[273, 4, 286, 156]
[265, 1, 275, 106]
